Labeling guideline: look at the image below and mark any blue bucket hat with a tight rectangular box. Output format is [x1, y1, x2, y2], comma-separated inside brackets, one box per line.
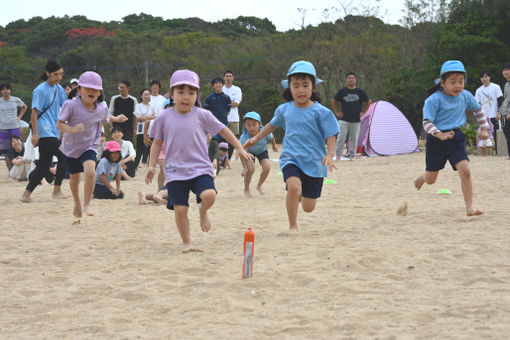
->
[281, 60, 323, 88]
[435, 60, 467, 84]
[243, 111, 261, 122]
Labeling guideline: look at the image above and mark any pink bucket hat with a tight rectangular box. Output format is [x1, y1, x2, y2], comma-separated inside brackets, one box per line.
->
[104, 140, 121, 152]
[78, 71, 103, 90]
[170, 70, 200, 89]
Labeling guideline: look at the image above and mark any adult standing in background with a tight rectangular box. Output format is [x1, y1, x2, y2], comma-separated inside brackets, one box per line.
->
[497, 63, 510, 158]
[475, 70, 503, 153]
[332, 72, 371, 160]
[222, 70, 242, 159]
[149, 79, 166, 114]
[20, 60, 68, 202]
[0, 82, 27, 170]
[109, 80, 137, 142]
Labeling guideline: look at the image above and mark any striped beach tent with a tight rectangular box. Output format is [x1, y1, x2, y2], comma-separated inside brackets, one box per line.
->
[357, 101, 420, 157]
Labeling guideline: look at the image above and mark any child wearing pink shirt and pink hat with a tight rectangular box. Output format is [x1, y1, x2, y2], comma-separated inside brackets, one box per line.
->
[56, 71, 127, 219]
[145, 69, 252, 253]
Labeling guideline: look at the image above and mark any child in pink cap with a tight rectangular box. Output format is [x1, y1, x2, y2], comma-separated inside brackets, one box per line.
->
[145, 69, 253, 253]
[56, 71, 127, 218]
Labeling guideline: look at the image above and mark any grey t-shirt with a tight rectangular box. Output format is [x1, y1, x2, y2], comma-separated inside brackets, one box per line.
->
[0, 96, 25, 129]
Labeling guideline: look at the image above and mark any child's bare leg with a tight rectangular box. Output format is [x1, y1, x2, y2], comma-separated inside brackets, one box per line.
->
[52, 185, 69, 199]
[286, 176, 301, 232]
[82, 161, 95, 216]
[301, 197, 317, 213]
[256, 159, 271, 195]
[69, 173, 82, 218]
[198, 189, 215, 232]
[487, 147, 493, 156]
[456, 160, 483, 216]
[174, 204, 193, 252]
[414, 171, 439, 190]
[152, 189, 168, 205]
[138, 191, 147, 205]
[157, 159, 165, 190]
[243, 160, 255, 197]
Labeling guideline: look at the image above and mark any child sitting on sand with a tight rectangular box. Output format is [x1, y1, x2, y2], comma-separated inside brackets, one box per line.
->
[218, 142, 230, 170]
[93, 141, 125, 199]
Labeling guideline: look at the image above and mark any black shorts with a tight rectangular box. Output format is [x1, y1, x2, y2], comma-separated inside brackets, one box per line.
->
[282, 164, 323, 199]
[166, 175, 216, 210]
[250, 150, 269, 164]
[426, 129, 469, 171]
[64, 150, 98, 174]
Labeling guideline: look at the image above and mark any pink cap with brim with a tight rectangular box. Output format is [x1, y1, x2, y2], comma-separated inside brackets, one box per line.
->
[78, 71, 103, 90]
[170, 70, 200, 89]
[104, 140, 121, 152]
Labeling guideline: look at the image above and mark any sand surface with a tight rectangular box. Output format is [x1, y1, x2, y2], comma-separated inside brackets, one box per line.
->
[1, 151, 509, 339]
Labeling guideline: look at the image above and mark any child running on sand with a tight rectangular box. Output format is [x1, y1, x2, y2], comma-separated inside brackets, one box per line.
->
[56, 71, 127, 218]
[145, 70, 252, 253]
[239, 111, 278, 196]
[414, 60, 489, 216]
[243, 61, 339, 231]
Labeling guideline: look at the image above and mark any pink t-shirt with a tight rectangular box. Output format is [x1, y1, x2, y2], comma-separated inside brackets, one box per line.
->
[58, 97, 110, 158]
[150, 106, 224, 182]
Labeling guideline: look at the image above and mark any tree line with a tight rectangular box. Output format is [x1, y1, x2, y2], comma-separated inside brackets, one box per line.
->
[1, 0, 509, 141]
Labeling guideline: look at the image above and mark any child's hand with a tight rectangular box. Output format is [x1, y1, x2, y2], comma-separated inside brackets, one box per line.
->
[110, 187, 120, 195]
[145, 166, 155, 184]
[478, 128, 489, 140]
[238, 149, 255, 162]
[144, 135, 152, 147]
[243, 138, 256, 150]
[71, 123, 85, 133]
[322, 154, 337, 172]
[435, 131, 454, 141]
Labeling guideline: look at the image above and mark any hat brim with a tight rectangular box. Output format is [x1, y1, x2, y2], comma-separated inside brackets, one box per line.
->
[281, 78, 323, 89]
[170, 81, 200, 89]
[79, 83, 103, 90]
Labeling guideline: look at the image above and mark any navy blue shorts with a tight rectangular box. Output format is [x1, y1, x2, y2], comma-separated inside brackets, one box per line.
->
[282, 164, 323, 199]
[250, 150, 269, 164]
[64, 150, 98, 174]
[426, 129, 469, 171]
[166, 174, 216, 210]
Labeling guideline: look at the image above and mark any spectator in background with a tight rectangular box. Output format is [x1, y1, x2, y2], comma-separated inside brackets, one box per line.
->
[204, 77, 231, 142]
[109, 80, 137, 142]
[8, 135, 31, 180]
[222, 70, 242, 159]
[475, 70, 503, 154]
[149, 79, 166, 114]
[0, 82, 27, 170]
[134, 88, 156, 168]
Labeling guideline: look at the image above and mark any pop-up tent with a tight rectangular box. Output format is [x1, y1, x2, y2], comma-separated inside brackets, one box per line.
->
[357, 101, 420, 156]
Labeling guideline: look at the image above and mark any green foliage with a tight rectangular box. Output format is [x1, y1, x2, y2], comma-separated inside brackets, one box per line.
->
[461, 124, 478, 153]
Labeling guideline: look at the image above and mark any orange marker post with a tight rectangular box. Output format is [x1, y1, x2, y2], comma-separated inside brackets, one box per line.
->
[242, 228, 255, 279]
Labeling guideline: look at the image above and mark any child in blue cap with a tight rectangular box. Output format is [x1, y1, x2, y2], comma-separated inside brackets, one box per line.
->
[414, 60, 489, 216]
[238, 111, 278, 196]
[243, 61, 339, 232]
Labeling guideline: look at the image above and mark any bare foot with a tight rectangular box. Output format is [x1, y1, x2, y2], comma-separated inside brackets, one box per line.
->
[152, 195, 167, 205]
[83, 205, 94, 216]
[199, 205, 212, 232]
[182, 243, 204, 253]
[20, 191, 32, 203]
[52, 192, 69, 199]
[289, 226, 299, 232]
[414, 174, 425, 190]
[73, 204, 82, 219]
[244, 189, 253, 197]
[466, 208, 484, 216]
[256, 186, 265, 195]
[138, 191, 147, 205]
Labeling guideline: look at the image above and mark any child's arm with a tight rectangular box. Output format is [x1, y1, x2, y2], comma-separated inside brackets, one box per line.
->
[219, 127, 254, 161]
[143, 121, 152, 146]
[99, 173, 119, 195]
[11, 156, 25, 166]
[145, 139, 163, 184]
[322, 135, 337, 173]
[270, 137, 278, 153]
[243, 124, 277, 150]
[56, 120, 84, 134]
[115, 174, 122, 194]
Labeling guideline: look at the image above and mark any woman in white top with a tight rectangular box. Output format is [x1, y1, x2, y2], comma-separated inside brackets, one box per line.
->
[134, 88, 156, 168]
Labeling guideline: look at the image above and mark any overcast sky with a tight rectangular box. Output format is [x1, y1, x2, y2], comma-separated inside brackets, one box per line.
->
[0, 0, 406, 31]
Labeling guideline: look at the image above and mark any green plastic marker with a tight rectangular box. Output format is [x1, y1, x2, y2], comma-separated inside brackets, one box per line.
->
[278, 171, 283, 175]
[324, 178, 337, 184]
[436, 188, 452, 194]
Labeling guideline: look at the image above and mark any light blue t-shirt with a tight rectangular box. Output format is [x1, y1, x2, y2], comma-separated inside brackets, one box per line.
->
[239, 127, 273, 155]
[95, 157, 123, 185]
[32, 82, 67, 138]
[270, 101, 339, 178]
[423, 89, 481, 131]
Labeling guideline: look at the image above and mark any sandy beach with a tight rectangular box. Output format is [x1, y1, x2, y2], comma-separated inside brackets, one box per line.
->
[1, 150, 509, 339]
